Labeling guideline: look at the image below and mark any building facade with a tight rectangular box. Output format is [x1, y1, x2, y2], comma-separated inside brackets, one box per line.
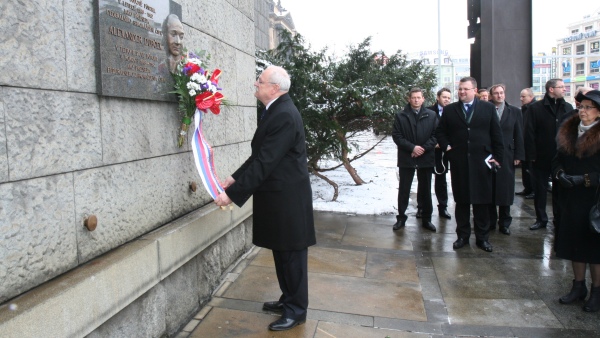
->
[409, 50, 471, 102]
[555, 9, 600, 100]
[532, 53, 552, 100]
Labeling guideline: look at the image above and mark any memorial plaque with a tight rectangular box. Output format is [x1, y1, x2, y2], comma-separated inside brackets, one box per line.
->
[96, 0, 182, 101]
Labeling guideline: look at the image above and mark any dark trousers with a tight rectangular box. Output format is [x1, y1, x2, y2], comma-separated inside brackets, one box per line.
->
[398, 167, 433, 220]
[455, 203, 490, 241]
[531, 166, 559, 224]
[434, 148, 449, 209]
[272, 249, 309, 320]
[489, 171, 512, 228]
[520, 160, 534, 193]
[489, 205, 512, 228]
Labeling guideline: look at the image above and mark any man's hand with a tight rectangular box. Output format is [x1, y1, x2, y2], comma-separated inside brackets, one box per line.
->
[221, 176, 235, 189]
[215, 191, 232, 207]
[488, 159, 500, 167]
[412, 145, 425, 158]
[514, 160, 520, 166]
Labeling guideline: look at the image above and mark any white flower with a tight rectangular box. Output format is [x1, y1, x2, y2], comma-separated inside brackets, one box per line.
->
[189, 89, 196, 96]
[191, 73, 207, 84]
[186, 82, 200, 91]
[208, 83, 217, 93]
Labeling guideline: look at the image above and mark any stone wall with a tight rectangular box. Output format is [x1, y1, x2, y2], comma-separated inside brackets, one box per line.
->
[0, 0, 260, 334]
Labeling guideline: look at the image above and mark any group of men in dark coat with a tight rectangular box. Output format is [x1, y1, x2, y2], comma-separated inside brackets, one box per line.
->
[393, 77, 526, 253]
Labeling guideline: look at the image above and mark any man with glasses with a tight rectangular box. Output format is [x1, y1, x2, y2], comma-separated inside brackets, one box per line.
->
[215, 66, 316, 331]
[436, 77, 504, 252]
[524, 79, 574, 231]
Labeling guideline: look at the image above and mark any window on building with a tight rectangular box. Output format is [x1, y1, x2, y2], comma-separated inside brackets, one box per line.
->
[591, 60, 600, 73]
[565, 85, 571, 96]
[533, 86, 542, 93]
[576, 63, 585, 75]
[533, 68, 540, 74]
[576, 44, 585, 55]
[591, 41, 599, 53]
[572, 29, 579, 34]
[585, 26, 593, 31]
[563, 47, 571, 55]
[533, 77, 541, 83]
[591, 83, 599, 90]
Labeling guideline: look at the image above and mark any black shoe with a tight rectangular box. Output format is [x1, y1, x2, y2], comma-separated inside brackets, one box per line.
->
[416, 209, 423, 218]
[262, 301, 283, 312]
[499, 226, 511, 235]
[453, 237, 468, 249]
[515, 190, 532, 196]
[439, 208, 452, 219]
[529, 222, 547, 230]
[559, 280, 587, 304]
[393, 219, 406, 231]
[476, 240, 493, 252]
[268, 317, 306, 331]
[422, 221, 436, 232]
[583, 286, 600, 312]
[525, 193, 535, 199]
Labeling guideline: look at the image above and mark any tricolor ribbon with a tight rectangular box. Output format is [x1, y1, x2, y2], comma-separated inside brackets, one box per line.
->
[191, 109, 224, 200]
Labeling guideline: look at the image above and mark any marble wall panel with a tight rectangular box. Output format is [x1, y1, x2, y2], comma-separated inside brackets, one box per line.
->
[100, 97, 182, 164]
[0, 174, 78, 303]
[0, 88, 8, 183]
[202, 105, 245, 147]
[74, 157, 177, 263]
[4, 89, 102, 181]
[0, 0, 67, 90]
[64, 0, 97, 93]
[237, 50, 258, 107]
[238, 0, 255, 20]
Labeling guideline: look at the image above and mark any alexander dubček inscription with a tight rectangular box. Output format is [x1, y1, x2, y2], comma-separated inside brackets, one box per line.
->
[97, 0, 181, 101]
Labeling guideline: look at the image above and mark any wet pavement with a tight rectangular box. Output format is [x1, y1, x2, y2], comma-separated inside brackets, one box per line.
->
[178, 178, 600, 337]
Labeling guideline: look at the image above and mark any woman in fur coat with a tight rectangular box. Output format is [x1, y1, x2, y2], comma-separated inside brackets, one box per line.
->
[552, 90, 600, 312]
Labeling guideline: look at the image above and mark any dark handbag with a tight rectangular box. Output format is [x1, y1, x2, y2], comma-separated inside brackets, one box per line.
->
[591, 188, 600, 234]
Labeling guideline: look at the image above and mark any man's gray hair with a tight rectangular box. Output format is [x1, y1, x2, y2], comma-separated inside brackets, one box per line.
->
[521, 87, 533, 96]
[266, 66, 291, 92]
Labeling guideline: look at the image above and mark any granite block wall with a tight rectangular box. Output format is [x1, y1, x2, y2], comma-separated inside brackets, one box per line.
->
[0, 0, 258, 308]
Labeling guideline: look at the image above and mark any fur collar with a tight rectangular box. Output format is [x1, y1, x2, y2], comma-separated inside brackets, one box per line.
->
[557, 114, 600, 158]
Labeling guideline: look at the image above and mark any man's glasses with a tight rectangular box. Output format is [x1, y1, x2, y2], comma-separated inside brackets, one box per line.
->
[553, 86, 565, 89]
[458, 88, 474, 92]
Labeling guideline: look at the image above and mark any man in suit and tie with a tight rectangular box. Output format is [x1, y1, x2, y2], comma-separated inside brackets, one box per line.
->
[215, 66, 316, 331]
[424, 87, 453, 220]
[436, 77, 504, 252]
[488, 84, 525, 235]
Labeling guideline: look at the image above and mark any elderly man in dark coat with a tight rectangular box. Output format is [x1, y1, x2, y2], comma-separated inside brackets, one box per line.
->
[392, 87, 438, 232]
[215, 66, 316, 331]
[436, 77, 504, 252]
[487, 84, 525, 235]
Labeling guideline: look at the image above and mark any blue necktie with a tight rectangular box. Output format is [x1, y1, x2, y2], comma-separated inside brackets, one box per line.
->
[465, 104, 472, 120]
[260, 109, 267, 121]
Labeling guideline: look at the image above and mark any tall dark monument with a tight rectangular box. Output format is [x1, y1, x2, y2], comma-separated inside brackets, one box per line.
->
[468, 0, 532, 104]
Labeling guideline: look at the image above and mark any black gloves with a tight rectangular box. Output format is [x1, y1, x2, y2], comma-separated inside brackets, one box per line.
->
[557, 172, 584, 188]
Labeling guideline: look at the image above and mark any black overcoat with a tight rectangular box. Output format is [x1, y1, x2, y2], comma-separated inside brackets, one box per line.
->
[494, 103, 525, 205]
[392, 105, 437, 168]
[226, 94, 316, 251]
[435, 99, 504, 204]
[428, 104, 447, 173]
[524, 93, 573, 168]
[552, 115, 600, 263]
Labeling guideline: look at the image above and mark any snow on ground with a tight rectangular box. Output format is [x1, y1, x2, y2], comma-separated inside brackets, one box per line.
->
[310, 131, 399, 215]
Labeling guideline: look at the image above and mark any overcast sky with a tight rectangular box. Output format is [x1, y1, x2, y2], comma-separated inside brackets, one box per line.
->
[281, 0, 600, 58]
